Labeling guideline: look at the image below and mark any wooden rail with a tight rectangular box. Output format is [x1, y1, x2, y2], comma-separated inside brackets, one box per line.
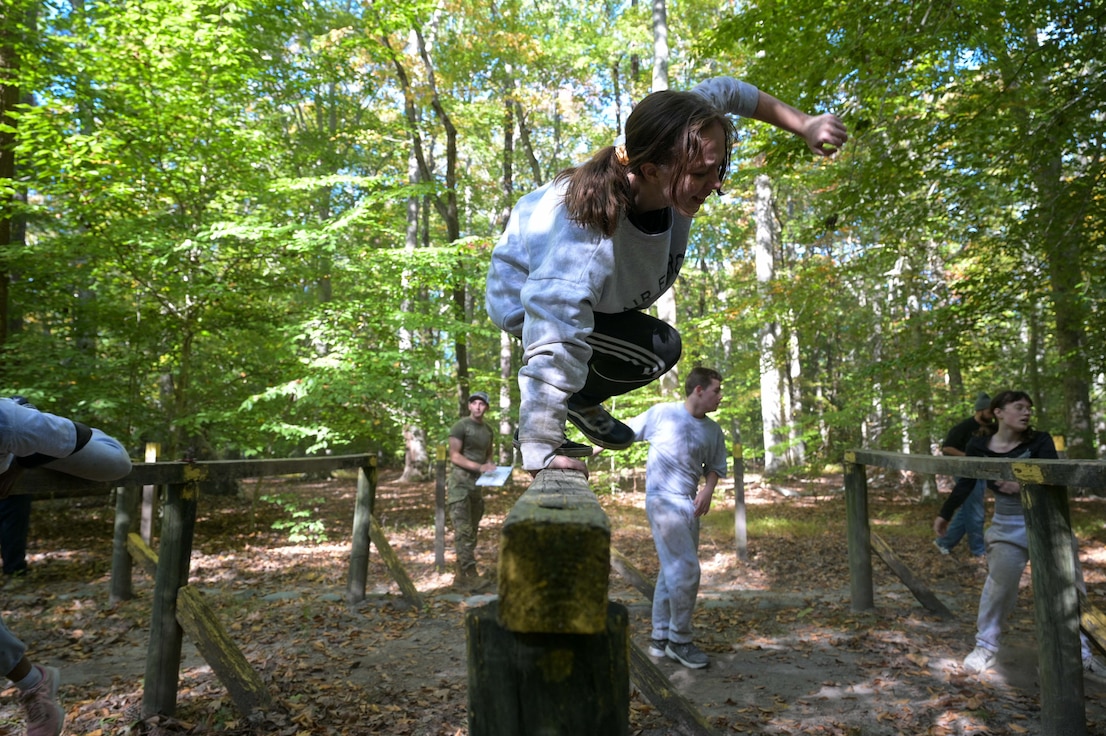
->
[21, 453, 378, 720]
[844, 449, 1106, 736]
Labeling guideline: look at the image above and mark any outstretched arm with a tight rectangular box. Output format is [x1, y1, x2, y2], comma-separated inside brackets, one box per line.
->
[750, 90, 848, 157]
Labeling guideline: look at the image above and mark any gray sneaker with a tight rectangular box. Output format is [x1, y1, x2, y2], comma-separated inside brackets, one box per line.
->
[647, 638, 667, 657]
[21, 665, 64, 736]
[665, 641, 708, 669]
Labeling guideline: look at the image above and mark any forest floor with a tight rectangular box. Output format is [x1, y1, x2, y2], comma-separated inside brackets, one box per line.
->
[2, 464, 1106, 735]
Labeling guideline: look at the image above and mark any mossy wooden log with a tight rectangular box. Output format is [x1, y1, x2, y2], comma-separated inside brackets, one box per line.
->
[466, 599, 629, 736]
[127, 532, 158, 576]
[610, 545, 654, 602]
[368, 514, 424, 608]
[627, 642, 716, 736]
[176, 585, 272, 716]
[1021, 483, 1086, 736]
[498, 468, 610, 634]
[870, 532, 952, 618]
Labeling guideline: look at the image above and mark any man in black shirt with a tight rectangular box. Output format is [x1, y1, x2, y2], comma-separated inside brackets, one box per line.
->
[933, 392, 993, 556]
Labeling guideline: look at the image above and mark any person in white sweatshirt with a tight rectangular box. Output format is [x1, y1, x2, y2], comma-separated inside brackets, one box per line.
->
[486, 77, 847, 474]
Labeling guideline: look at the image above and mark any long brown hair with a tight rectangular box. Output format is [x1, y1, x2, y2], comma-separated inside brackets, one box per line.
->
[556, 90, 735, 237]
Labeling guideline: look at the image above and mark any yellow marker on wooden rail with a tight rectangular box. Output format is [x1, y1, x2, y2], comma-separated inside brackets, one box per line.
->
[1011, 463, 1044, 484]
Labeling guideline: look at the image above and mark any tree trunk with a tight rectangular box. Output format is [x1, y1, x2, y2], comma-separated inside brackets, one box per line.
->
[649, 0, 680, 396]
[0, 1, 33, 350]
[755, 175, 784, 472]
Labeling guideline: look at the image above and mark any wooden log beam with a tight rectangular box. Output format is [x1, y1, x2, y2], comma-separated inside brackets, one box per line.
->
[846, 449, 1106, 491]
[368, 514, 424, 609]
[1080, 591, 1106, 655]
[869, 532, 952, 618]
[498, 469, 610, 634]
[127, 532, 159, 577]
[610, 545, 654, 602]
[176, 585, 272, 716]
[628, 642, 717, 736]
[13, 453, 377, 495]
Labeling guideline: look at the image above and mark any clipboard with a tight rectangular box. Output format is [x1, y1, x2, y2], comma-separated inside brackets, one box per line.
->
[476, 466, 513, 487]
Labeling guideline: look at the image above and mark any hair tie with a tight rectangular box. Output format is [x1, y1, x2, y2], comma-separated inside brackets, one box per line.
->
[614, 144, 629, 166]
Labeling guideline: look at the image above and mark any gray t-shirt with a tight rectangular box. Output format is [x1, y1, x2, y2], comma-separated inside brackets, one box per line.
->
[626, 402, 727, 497]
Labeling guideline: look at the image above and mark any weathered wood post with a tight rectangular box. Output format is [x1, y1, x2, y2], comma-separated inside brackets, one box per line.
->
[466, 469, 629, 735]
[1020, 477, 1086, 736]
[843, 451, 873, 611]
[110, 484, 140, 603]
[141, 441, 160, 544]
[142, 467, 203, 717]
[346, 456, 378, 604]
[434, 446, 447, 572]
[732, 440, 747, 561]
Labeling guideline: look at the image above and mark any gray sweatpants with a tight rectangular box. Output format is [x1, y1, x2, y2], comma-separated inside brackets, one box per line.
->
[975, 512, 1093, 660]
[647, 492, 700, 645]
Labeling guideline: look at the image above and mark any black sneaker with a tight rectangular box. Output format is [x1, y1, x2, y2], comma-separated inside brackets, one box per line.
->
[665, 641, 708, 669]
[566, 401, 634, 450]
[647, 638, 668, 657]
[512, 430, 593, 458]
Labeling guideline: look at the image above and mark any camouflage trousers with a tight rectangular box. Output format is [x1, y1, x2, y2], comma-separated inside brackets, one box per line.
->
[448, 487, 485, 576]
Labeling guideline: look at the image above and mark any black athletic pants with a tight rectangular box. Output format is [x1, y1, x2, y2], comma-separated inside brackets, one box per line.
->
[573, 310, 682, 406]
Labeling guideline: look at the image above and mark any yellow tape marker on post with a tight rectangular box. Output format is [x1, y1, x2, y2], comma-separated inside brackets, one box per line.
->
[844, 451, 856, 463]
[1011, 463, 1045, 484]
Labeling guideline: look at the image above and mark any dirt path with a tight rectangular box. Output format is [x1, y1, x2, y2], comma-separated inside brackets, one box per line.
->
[2, 471, 1105, 735]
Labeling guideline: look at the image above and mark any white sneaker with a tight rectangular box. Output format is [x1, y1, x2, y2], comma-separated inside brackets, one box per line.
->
[963, 646, 997, 674]
[933, 539, 951, 556]
[1084, 655, 1106, 684]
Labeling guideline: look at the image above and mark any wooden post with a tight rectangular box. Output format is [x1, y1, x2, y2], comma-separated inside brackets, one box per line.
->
[468, 468, 628, 735]
[467, 600, 629, 736]
[346, 458, 378, 603]
[497, 469, 610, 634]
[141, 442, 160, 544]
[1021, 481, 1086, 736]
[435, 446, 447, 572]
[732, 441, 747, 561]
[142, 475, 201, 718]
[844, 452, 873, 611]
[110, 485, 139, 603]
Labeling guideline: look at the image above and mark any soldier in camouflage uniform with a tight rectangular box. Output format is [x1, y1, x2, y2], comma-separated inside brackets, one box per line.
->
[448, 391, 496, 586]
